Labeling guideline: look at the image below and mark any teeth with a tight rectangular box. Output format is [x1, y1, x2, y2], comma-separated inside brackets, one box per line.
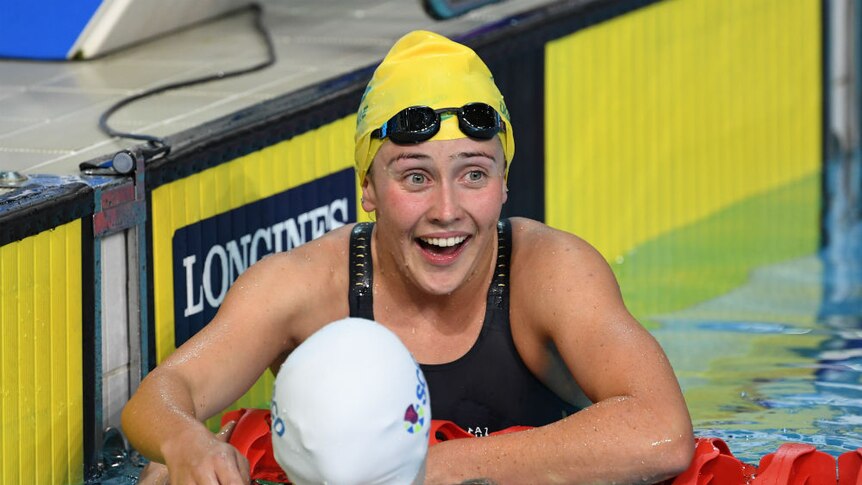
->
[421, 236, 467, 247]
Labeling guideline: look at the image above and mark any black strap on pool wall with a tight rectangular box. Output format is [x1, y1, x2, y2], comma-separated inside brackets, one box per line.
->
[146, 197, 157, 373]
[80, 210, 97, 474]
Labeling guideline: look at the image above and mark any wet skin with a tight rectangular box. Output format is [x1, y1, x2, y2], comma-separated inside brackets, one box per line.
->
[124, 135, 695, 485]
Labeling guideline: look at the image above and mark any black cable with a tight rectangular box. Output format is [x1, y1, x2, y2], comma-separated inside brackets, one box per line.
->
[96, 4, 276, 163]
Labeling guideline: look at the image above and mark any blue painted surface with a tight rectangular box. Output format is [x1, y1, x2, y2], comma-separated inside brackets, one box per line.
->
[0, 0, 102, 60]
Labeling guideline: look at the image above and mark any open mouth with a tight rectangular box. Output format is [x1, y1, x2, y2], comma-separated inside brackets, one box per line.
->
[416, 235, 470, 257]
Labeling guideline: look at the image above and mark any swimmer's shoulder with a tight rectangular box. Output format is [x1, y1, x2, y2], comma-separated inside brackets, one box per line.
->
[509, 217, 602, 265]
[231, 224, 357, 344]
[508, 221, 625, 342]
[509, 217, 618, 303]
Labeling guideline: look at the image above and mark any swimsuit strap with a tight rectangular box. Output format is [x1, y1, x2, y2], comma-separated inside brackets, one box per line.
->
[349, 220, 509, 320]
[488, 218, 512, 314]
[349, 222, 375, 320]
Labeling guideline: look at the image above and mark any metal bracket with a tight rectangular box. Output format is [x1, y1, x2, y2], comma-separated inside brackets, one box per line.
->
[92, 151, 146, 238]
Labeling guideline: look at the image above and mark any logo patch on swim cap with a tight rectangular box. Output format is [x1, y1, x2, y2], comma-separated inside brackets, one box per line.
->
[404, 365, 429, 434]
[403, 404, 425, 434]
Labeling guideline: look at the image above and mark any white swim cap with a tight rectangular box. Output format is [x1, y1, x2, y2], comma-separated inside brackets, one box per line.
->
[271, 317, 430, 485]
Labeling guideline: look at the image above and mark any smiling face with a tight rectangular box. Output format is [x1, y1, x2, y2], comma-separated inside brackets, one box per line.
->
[361, 136, 508, 297]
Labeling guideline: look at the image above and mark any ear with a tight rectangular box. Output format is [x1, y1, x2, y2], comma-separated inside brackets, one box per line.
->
[361, 175, 378, 213]
[502, 181, 508, 204]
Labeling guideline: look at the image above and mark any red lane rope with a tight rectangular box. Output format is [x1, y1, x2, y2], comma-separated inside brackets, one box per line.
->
[222, 408, 862, 484]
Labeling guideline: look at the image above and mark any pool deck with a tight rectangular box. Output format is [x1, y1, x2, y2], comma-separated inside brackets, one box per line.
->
[0, 0, 553, 178]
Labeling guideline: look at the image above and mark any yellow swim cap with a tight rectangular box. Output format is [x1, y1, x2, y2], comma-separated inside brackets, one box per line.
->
[354, 30, 515, 183]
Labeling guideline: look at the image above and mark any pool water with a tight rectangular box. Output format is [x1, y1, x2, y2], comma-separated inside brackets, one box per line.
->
[654, 243, 862, 464]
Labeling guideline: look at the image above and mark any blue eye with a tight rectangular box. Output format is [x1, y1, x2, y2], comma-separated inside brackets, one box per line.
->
[409, 173, 426, 184]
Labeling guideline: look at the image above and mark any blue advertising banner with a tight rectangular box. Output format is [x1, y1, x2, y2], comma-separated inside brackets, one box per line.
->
[171, 168, 356, 346]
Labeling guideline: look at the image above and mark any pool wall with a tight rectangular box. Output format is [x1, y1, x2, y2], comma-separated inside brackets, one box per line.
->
[1, 183, 93, 484]
[0, 0, 833, 482]
[545, 0, 823, 320]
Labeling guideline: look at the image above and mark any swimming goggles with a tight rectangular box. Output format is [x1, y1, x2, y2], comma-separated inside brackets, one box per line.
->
[370, 102, 506, 144]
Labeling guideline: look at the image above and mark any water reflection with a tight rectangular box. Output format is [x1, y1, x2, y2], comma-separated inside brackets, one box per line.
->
[652, 222, 862, 463]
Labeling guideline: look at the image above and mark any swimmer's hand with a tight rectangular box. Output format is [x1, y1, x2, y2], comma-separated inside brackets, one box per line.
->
[161, 420, 251, 485]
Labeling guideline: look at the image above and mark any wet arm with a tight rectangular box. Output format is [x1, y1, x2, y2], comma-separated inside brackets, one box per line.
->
[425, 341, 693, 484]
[121, 253, 306, 472]
[425, 225, 693, 484]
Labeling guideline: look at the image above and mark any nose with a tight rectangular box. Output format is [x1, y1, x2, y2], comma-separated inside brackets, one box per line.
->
[427, 180, 462, 225]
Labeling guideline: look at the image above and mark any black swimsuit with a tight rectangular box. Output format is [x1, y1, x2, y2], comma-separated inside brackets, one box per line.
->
[348, 219, 579, 434]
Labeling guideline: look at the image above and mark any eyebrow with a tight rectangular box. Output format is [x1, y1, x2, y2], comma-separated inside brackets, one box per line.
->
[450, 151, 497, 162]
[386, 152, 432, 165]
[385, 150, 499, 168]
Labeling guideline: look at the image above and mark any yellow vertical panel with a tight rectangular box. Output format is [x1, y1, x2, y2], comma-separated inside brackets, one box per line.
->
[242, 151, 259, 203]
[328, 124, 338, 170]
[49, 227, 69, 485]
[65, 223, 84, 485]
[225, 155, 239, 210]
[0, 246, 3, 480]
[248, 149, 261, 204]
[240, 151, 254, 203]
[297, 131, 311, 184]
[34, 232, 51, 485]
[260, 144, 276, 198]
[255, 149, 265, 197]
[151, 182, 172, 363]
[17, 236, 36, 484]
[320, 123, 335, 175]
[156, 182, 178, 361]
[0, 222, 83, 484]
[254, 150, 267, 199]
[576, 25, 597, 244]
[318, 125, 331, 179]
[272, 135, 288, 199]
[2, 240, 20, 484]
[244, 151, 258, 202]
[206, 160, 227, 220]
[0, 245, 3, 480]
[334, 119, 349, 171]
[280, 137, 299, 193]
[607, 21, 622, 251]
[298, 131, 313, 187]
[545, 38, 572, 227]
[207, 156, 220, 220]
[546, 0, 821, 260]
[630, 14, 647, 245]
